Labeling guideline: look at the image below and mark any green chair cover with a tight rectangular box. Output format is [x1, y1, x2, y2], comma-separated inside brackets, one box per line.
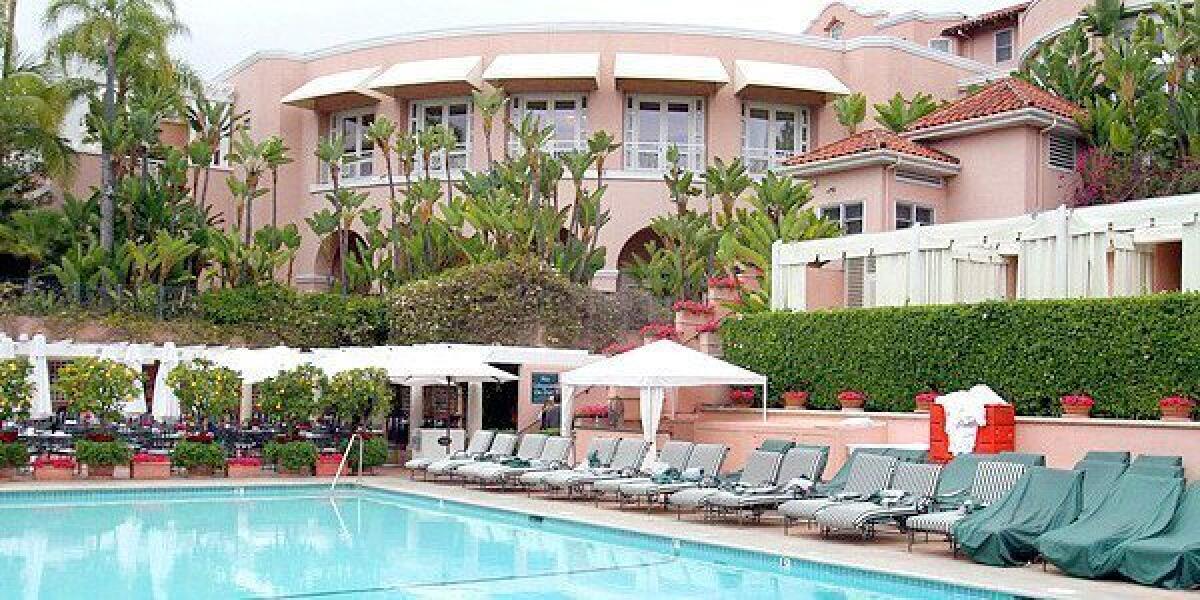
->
[1127, 464, 1185, 479]
[1037, 474, 1185, 579]
[1074, 461, 1127, 513]
[1081, 451, 1130, 464]
[994, 452, 1046, 467]
[954, 468, 1083, 567]
[932, 454, 986, 510]
[1117, 484, 1200, 589]
[1132, 455, 1183, 467]
[757, 439, 795, 453]
[884, 448, 929, 463]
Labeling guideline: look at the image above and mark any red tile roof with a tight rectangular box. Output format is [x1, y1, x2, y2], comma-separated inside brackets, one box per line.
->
[907, 77, 1082, 132]
[942, 2, 1030, 37]
[783, 129, 959, 167]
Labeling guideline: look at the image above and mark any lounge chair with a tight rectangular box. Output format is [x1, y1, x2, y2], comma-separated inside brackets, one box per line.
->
[667, 450, 782, 514]
[929, 453, 988, 510]
[616, 443, 729, 509]
[455, 434, 547, 481]
[1117, 484, 1200, 589]
[542, 437, 655, 497]
[518, 437, 617, 488]
[1073, 459, 1127, 513]
[954, 467, 1084, 567]
[804, 448, 888, 498]
[904, 461, 1027, 551]
[993, 452, 1046, 467]
[587, 441, 694, 500]
[1127, 464, 1185, 479]
[778, 453, 898, 531]
[1038, 473, 1185, 579]
[814, 462, 943, 539]
[1132, 454, 1183, 468]
[404, 430, 494, 477]
[425, 433, 518, 478]
[701, 447, 830, 522]
[880, 448, 929, 463]
[467, 436, 573, 487]
[1081, 451, 1130, 464]
[718, 439, 793, 484]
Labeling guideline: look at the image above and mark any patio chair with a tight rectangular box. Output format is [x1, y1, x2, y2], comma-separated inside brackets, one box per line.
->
[1132, 454, 1184, 468]
[993, 452, 1046, 467]
[667, 450, 782, 515]
[778, 453, 898, 532]
[454, 434, 547, 481]
[586, 441, 693, 500]
[404, 429, 494, 476]
[929, 453, 988, 510]
[543, 437, 655, 497]
[1080, 451, 1130, 464]
[718, 439, 793, 484]
[809, 448, 891, 497]
[1073, 460, 1127, 514]
[467, 436, 573, 487]
[701, 447, 829, 522]
[425, 433, 518, 479]
[954, 467, 1084, 567]
[1116, 483, 1200, 589]
[1038, 473, 1185, 579]
[904, 461, 1028, 551]
[814, 462, 944, 539]
[616, 443, 729, 509]
[518, 437, 617, 489]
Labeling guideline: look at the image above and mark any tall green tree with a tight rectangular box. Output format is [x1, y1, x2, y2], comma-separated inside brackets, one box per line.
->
[261, 135, 290, 228]
[833, 92, 867, 134]
[873, 92, 940, 133]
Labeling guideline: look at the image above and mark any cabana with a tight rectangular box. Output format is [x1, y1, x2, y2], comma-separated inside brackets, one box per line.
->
[559, 340, 767, 457]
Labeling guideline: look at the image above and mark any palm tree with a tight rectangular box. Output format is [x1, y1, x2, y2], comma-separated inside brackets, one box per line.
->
[434, 124, 458, 203]
[364, 117, 400, 277]
[227, 130, 268, 242]
[586, 130, 620, 189]
[833, 92, 867, 135]
[185, 94, 244, 210]
[472, 87, 506, 167]
[315, 136, 347, 293]
[873, 92, 939, 133]
[261, 136, 291, 228]
[0, 65, 78, 186]
[43, 0, 187, 252]
[3, 0, 18, 77]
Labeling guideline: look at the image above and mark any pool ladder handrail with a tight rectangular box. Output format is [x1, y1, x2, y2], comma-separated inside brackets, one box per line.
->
[330, 433, 364, 491]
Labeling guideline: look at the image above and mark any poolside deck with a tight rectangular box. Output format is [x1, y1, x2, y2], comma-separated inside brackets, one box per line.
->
[4, 475, 1187, 599]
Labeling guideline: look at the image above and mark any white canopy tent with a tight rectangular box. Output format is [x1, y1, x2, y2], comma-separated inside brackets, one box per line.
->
[560, 340, 767, 459]
[151, 342, 182, 420]
[773, 194, 1200, 311]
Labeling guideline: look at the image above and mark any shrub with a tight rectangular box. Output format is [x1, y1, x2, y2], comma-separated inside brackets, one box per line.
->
[196, 284, 388, 347]
[54, 358, 140, 423]
[257, 365, 327, 432]
[74, 439, 132, 466]
[722, 294, 1200, 419]
[0, 442, 28, 468]
[167, 359, 242, 427]
[170, 440, 227, 471]
[264, 440, 317, 472]
[0, 357, 33, 421]
[324, 368, 391, 426]
[338, 436, 388, 469]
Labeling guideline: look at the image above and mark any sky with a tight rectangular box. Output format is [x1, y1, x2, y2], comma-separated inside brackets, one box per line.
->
[14, 0, 1017, 78]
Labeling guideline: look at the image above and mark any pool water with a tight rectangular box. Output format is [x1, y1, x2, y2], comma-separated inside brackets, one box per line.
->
[0, 486, 1009, 599]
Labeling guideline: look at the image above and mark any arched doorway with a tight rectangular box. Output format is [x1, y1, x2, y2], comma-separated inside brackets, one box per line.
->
[616, 227, 665, 291]
[314, 231, 367, 291]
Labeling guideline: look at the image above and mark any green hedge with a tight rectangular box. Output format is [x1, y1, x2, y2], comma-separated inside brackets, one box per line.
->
[197, 284, 388, 347]
[721, 294, 1200, 419]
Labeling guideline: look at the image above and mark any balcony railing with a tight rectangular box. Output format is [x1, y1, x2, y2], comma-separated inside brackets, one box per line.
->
[624, 142, 705, 172]
[743, 148, 797, 173]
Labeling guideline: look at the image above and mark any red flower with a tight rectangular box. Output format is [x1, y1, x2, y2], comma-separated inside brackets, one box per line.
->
[600, 341, 640, 355]
[696, 319, 721, 334]
[837, 390, 866, 403]
[576, 403, 610, 418]
[639, 323, 677, 340]
[671, 300, 714, 315]
[185, 432, 215, 443]
[132, 453, 170, 464]
[1159, 396, 1195, 408]
[1061, 394, 1095, 407]
[914, 391, 939, 404]
[729, 389, 756, 401]
[227, 457, 263, 467]
[707, 275, 740, 289]
[33, 457, 76, 469]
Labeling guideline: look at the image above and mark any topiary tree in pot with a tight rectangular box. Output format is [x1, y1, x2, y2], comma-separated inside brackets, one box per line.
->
[0, 357, 33, 444]
[167, 358, 243, 431]
[54, 357, 138, 478]
[324, 367, 392, 473]
[258, 364, 327, 475]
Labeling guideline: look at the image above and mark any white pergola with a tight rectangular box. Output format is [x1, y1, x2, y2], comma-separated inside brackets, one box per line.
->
[773, 194, 1200, 311]
[560, 340, 767, 460]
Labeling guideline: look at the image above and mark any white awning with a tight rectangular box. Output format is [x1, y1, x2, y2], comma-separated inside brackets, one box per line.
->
[483, 53, 601, 91]
[614, 53, 729, 92]
[368, 56, 483, 98]
[281, 66, 383, 110]
[733, 60, 850, 97]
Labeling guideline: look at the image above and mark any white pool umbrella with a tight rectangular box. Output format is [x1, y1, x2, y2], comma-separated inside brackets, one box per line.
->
[119, 344, 148, 416]
[390, 345, 518, 385]
[152, 342, 182, 420]
[26, 335, 53, 419]
[206, 346, 311, 384]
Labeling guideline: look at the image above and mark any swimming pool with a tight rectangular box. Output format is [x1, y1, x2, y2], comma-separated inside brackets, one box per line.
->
[0, 485, 1011, 599]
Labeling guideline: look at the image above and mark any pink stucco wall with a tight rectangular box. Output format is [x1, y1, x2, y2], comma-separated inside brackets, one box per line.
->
[1018, 0, 1091, 61]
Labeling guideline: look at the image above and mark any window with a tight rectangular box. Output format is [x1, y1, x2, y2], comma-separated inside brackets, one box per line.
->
[828, 21, 845, 40]
[929, 38, 953, 54]
[624, 95, 705, 172]
[995, 28, 1015, 63]
[510, 95, 588, 156]
[742, 103, 809, 173]
[819, 202, 864, 235]
[331, 108, 375, 180]
[1048, 134, 1078, 171]
[895, 169, 944, 187]
[410, 98, 471, 171]
[895, 202, 934, 229]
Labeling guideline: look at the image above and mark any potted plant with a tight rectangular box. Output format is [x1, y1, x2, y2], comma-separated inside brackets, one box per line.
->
[226, 456, 266, 478]
[1158, 396, 1195, 422]
[32, 456, 76, 481]
[914, 390, 939, 414]
[54, 357, 138, 477]
[337, 436, 389, 475]
[130, 453, 172, 480]
[74, 439, 131, 478]
[264, 439, 318, 476]
[782, 390, 809, 410]
[576, 402, 610, 427]
[729, 388, 756, 408]
[0, 357, 33, 474]
[258, 364, 327, 435]
[837, 390, 867, 411]
[315, 453, 343, 477]
[171, 439, 226, 477]
[1060, 394, 1094, 418]
[167, 359, 243, 431]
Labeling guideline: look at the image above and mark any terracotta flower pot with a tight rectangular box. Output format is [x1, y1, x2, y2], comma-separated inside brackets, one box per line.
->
[839, 397, 865, 411]
[782, 391, 809, 410]
[1061, 404, 1092, 418]
[0, 431, 17, 443]
[914, 392, 939, 414]
[131, 462, 172, 480]
[1160, 404, 1194, 422]
[227, 465, 268, 478]
[86, 465, 115, 478]
[34, 466, 74, 481]
[315, 461, 342, 477]
[187, 465, 216, 478]
[0, 466, 17, 480]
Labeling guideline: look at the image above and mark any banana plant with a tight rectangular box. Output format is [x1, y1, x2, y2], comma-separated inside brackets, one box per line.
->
[663, 145, 700, 216]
